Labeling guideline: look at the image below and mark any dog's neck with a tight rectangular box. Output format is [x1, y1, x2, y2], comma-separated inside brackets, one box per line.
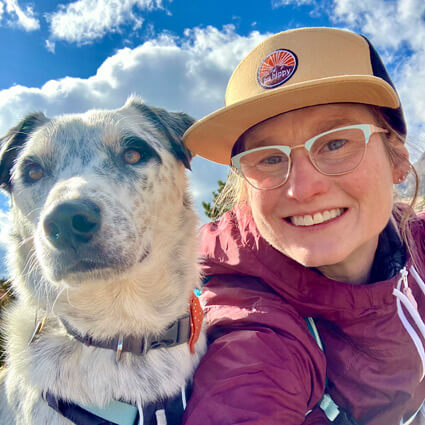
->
[54, 261, 198, 339]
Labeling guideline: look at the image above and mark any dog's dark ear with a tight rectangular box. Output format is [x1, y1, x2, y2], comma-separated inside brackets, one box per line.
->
[127, 99, 195, 170]
[0, 112, 48, 192]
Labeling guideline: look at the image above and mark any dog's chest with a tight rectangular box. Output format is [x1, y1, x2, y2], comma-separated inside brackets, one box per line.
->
[23, 333, 201, 407]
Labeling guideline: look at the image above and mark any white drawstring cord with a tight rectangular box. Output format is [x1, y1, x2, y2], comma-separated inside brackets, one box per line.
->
[393, 267, 425, 381]
[395, 267, 425, 339]
[393, 266, 425, 423]
[410, 266, 425, 297]
[393, 292, 425, 381]
[181, 386, 187, 410]
[138, 402, 144, 425]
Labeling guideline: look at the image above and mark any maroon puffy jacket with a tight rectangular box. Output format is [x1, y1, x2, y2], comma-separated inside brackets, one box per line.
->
[182, 205, 425, 425]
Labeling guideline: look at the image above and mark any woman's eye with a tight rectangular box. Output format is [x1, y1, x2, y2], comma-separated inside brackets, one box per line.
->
[27, 164, 44, 181]
[260, 155, 284, 165]
[123, 149, 142, 165]
[325, 139, 348, 151]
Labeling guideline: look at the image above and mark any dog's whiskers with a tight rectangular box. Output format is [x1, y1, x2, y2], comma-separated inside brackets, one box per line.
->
[16, 235, 35, 248]
[22, 250, 39, 279]
[50, 286, 66, 316]
[65, 287, 78, 310]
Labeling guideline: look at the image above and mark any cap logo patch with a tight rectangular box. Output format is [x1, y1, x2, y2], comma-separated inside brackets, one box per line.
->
[257, 49, 297, 89]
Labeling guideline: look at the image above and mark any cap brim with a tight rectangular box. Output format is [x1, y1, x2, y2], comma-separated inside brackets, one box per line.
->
[183, 75, 400, 165]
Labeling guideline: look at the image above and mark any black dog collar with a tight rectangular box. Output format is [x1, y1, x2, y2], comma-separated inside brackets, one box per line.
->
[61, 315, 191, 361]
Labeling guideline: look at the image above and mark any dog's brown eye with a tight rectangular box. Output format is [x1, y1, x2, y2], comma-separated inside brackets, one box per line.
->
[123, 149, 141, 165]
[27, 164, 44, 181]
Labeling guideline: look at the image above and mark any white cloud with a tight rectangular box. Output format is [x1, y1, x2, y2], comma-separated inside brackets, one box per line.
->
[331, 0, 425, 141]
[47, 0, 162, 45]
[0, 208, 10, 278]
[3, 0, 40, 31]
[332, 0, 425, 49]
[0, 25, 266, 219]
[0, 25, 267, 130]
[0, 207, 10, 253]
[271, 0, 313, 7]
[45, 39, 55, 54]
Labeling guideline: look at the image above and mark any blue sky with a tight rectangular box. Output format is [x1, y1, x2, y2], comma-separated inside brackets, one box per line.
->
[0, 0, 321, 91]
[0, 0, 424, 278]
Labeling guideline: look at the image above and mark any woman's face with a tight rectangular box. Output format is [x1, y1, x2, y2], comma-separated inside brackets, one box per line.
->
[242, 103, 408, 282]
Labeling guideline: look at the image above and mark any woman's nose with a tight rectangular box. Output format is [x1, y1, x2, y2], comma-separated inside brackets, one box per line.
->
[284, 150, 330, 201]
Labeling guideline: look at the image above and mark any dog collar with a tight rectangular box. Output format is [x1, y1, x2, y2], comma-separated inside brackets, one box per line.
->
[60, 291, 203, 360]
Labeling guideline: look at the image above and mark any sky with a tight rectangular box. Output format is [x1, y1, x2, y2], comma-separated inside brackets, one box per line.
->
[0, 0, 425, 278]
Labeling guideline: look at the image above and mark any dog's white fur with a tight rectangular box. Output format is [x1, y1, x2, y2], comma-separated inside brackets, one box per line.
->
[0, 98, 206, 424]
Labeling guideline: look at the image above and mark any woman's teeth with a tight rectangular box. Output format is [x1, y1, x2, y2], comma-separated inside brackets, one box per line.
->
[290, 208, 344, 226]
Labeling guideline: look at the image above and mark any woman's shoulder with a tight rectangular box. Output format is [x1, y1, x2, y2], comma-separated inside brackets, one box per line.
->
[200, 273, 310, 338]
[200, 204, 257, 250]
[199, 204, 268, 275]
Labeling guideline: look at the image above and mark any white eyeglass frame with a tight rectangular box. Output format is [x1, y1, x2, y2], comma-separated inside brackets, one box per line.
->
[231, 123, 388, 191]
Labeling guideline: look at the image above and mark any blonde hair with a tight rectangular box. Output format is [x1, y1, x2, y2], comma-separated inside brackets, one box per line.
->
[210, 105, 423, 273]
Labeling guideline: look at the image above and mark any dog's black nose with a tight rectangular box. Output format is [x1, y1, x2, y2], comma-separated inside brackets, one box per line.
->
[43, 200, 101, 250]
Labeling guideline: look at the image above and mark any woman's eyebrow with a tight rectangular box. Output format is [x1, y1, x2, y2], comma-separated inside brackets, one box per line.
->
[244, 136, 276, 149]
[245, 118, 363, 149]
[315, 118, 360, 134]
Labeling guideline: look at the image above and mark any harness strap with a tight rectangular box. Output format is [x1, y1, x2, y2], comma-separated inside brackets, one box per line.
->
[83, 400, 138, 425]
[305, 317, 360, 425]
[319, 394, 340, 421]
[402, 403, 423, 425]
[44, 391, 121, 425]
[44, 383, 191, 425]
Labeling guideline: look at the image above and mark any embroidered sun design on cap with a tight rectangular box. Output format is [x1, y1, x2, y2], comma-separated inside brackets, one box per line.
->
[257, 49, 298, 89]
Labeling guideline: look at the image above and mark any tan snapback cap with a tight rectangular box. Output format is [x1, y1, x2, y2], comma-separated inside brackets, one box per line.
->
[183, 27, 402, 165]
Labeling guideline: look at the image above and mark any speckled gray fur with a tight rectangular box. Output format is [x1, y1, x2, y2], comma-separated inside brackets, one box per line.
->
[0, 97, 206, 424]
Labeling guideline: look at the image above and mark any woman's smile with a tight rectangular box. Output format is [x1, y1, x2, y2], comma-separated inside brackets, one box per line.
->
[285, 207, 346, 226]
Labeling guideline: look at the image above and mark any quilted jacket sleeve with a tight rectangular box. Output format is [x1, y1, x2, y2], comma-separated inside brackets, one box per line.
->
[182, 275, 327, 425]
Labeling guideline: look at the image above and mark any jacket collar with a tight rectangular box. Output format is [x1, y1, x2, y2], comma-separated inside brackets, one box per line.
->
[369, 218, 406, 283]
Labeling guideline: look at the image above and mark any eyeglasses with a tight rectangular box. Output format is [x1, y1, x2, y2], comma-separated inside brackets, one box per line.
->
[231, 124, 388, 190]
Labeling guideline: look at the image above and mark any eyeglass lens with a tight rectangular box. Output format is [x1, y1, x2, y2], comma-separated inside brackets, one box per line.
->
[238, 127, 367, 190]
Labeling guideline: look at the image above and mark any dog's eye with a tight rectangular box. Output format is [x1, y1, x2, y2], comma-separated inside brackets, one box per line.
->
[26, 164, 44, 181]
[123, 149, 141, 165]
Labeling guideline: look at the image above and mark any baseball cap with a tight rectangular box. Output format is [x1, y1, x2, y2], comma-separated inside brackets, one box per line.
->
[183, 27, 406, 165]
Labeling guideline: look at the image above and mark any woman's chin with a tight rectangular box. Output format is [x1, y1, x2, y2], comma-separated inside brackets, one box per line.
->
[273, 243, 347, 270]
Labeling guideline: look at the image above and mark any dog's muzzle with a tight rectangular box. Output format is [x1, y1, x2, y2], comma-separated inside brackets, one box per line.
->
[43, 199, 101, 250]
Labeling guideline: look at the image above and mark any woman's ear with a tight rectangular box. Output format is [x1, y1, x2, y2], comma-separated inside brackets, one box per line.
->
[390, 139, 410, 184]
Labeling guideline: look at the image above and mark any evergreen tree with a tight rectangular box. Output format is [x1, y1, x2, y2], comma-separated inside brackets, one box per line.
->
[0, 278, 12, 366]
[202, 179, 227, 220]
[0, 278, 12, 308]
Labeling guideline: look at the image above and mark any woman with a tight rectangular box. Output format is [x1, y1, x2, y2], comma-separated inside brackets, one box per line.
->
[182, 27, 425, 425]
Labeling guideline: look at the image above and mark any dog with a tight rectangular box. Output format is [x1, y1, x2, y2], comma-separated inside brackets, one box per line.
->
[0, 97, 206, 424]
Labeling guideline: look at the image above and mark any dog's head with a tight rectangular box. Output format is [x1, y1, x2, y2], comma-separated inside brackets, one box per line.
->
[0, 98, 196, 304]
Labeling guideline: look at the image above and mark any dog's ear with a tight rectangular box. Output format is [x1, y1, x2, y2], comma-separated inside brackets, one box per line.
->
[127, 99, 195, 170]
[0, 112, 48, 192]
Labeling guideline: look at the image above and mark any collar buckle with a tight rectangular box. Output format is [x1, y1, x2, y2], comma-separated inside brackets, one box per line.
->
[142, 315, 188, 354]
